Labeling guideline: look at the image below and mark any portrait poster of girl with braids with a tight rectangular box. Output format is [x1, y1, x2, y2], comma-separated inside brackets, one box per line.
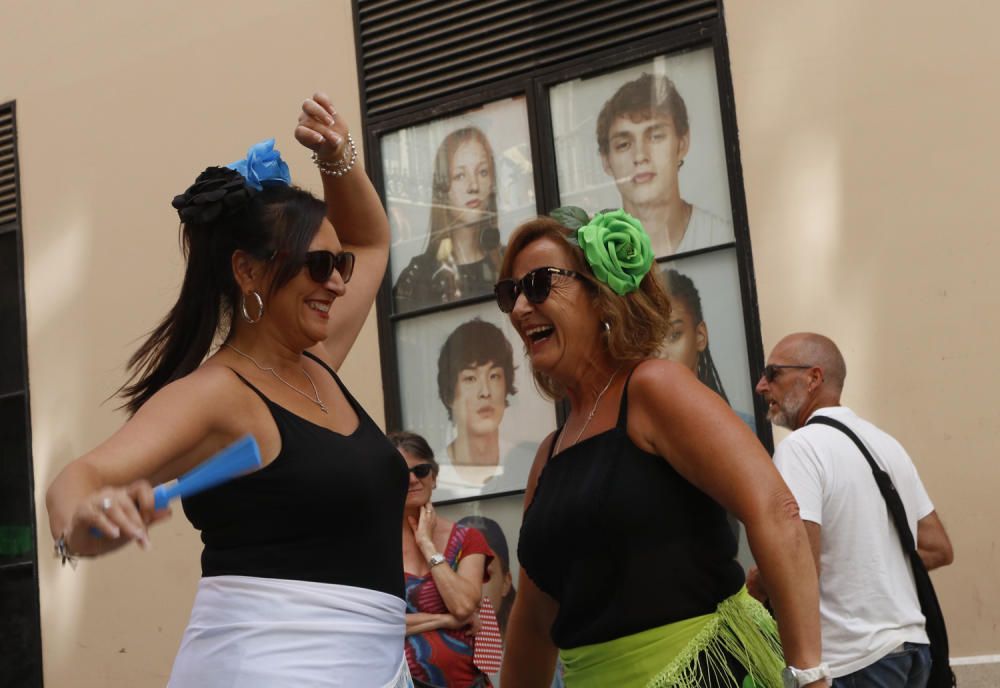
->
[657, 249, 756, 429]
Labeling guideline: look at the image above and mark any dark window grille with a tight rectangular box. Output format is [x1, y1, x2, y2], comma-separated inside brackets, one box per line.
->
[0, 100, 44, 688]
[356, 0, 718, 119]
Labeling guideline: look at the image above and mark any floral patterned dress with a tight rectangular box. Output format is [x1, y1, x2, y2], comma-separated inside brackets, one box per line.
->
[404, 524, 494, 687]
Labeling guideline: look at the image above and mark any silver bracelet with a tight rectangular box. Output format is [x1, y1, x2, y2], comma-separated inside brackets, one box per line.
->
[311, 133, 358, 177]
[54, 534, 79, 569]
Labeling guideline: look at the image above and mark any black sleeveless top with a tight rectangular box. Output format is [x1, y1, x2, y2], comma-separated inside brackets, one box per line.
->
[182, 352, 409, 599]
[517, 368, 744, 648]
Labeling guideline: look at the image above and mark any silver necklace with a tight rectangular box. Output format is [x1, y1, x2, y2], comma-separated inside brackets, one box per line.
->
[554, 367, 621, 455]
[223, 343, 328, 414]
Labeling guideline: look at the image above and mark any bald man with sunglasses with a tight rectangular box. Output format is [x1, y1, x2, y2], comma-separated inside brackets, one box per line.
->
[753, 333, 953, 688]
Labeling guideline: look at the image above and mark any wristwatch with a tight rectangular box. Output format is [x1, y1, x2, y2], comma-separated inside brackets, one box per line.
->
[782, 663, 831, 688]
[427, 553, 446, 569]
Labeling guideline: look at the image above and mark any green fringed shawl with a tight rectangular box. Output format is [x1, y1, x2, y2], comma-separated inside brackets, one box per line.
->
[559, 587, 784, 688]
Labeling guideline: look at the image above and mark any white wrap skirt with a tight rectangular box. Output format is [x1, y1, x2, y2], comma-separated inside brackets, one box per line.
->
[168, 575, 411, 688]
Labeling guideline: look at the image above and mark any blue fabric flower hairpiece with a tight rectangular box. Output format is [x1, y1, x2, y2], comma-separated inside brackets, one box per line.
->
[172, 139, 291, 224]
[226, 138, 291, 191]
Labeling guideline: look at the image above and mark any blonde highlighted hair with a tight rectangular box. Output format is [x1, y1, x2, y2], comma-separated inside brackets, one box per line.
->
[498, 217, 672, 399]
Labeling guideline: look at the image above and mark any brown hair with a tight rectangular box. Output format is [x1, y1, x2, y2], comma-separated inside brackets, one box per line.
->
[119, 183, 326, 415]
[387, 431, 439, 477]
[424, 127, 500, 262]
[436, 318, 517, 421]
[596, 73, 689, 157]
[498, 217, 672, 399]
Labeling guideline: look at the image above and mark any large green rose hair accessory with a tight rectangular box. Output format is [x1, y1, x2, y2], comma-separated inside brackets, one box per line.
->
[550, 206, 654, 296]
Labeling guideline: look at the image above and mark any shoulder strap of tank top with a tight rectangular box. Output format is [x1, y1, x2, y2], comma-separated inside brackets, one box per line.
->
[226, 366, 276, 408]
[546, 425, 565, 461]
[615, 364, 642, 431]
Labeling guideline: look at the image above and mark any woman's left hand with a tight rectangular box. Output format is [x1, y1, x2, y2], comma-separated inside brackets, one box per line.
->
[294, 92, 350, 163]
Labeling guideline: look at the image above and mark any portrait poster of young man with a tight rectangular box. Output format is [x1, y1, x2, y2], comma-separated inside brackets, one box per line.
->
[549, 46, 734, 258]
[395, 305, 555, 503]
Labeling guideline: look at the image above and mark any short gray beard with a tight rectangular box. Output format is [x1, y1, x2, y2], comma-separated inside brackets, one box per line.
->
[770, 383, 808, 430]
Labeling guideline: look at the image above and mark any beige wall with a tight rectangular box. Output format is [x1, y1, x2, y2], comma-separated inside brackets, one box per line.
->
[0, 1, 377, 685]
[5, 0, 998, 685]
[725, 0, 1000, 668]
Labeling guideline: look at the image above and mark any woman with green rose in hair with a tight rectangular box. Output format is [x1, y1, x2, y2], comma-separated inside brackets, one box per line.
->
[493, 209, 827, 687]
[45, 94, 414, 687]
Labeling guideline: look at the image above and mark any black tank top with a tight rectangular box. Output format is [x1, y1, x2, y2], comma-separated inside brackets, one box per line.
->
[517, 367, 744, 648]
[182, 352, 409, 599]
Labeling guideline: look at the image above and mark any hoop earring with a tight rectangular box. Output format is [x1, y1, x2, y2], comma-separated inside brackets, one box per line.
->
[241, 291, 264, 324]
[602, 320, 611, 335]
[678, 159, 685, 169]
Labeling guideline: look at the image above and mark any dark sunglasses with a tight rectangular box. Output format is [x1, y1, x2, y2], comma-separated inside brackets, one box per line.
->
[494, 267, 585, 313]
[762, 364, 813, 382]
[304, 250, 355, 284]
[409, 463, 435, 479]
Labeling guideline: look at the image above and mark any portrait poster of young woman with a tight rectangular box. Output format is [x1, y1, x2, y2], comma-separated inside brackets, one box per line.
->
[381, 97, 538, 313]
[656, 248, 756, 427]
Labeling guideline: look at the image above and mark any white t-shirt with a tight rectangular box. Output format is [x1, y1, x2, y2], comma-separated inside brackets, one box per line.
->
[773, 406, 934, 677]
[433, 439, 535, 502]
[675, 205, 733, 254]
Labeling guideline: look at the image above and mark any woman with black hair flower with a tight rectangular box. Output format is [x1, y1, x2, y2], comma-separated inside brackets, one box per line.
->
[45, 94, 413, 687]
[495, 208, 826, 687]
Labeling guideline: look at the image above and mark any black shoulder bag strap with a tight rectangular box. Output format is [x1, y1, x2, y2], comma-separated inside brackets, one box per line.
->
[806, 415, 955, 687]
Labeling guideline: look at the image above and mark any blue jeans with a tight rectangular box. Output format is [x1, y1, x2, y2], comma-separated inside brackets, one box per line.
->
[832, 643, 932, 688]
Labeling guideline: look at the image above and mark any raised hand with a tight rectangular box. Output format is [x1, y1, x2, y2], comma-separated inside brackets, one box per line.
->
[295, 92, 350, 163]
[413, 503, 437, 553]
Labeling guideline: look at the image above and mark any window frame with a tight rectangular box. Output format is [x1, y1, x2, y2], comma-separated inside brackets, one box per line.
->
[359, 16, 773, 506]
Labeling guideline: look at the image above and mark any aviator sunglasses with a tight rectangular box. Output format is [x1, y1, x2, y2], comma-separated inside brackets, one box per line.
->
[303, 250, 355, 284]
[761, 364, 813, 382]
[494, 267, 586, 313]
[409, 463, 435, 479]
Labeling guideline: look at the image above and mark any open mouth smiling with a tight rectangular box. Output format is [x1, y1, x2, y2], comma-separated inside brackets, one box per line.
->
[525, 325, 554, 343]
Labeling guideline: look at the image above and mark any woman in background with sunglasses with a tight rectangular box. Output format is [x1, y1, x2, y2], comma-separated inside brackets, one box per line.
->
[495, 210, 827, 687]
[390, 432, 496, 688]
[46, 94, 414, 687]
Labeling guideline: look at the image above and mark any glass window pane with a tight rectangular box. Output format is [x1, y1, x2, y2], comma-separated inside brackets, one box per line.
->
[383, 97, 537, 313]
[395, 303, 556, 503]
[657, 248, 756, 425]
[550, 46, 734, 259]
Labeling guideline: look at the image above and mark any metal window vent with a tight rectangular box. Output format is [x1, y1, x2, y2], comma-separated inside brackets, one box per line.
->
[356, 0, 718, 119]
[0, 106, 17, 228]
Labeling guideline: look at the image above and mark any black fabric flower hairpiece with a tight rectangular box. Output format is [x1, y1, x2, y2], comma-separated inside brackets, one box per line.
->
[171, 166, 257, 225]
